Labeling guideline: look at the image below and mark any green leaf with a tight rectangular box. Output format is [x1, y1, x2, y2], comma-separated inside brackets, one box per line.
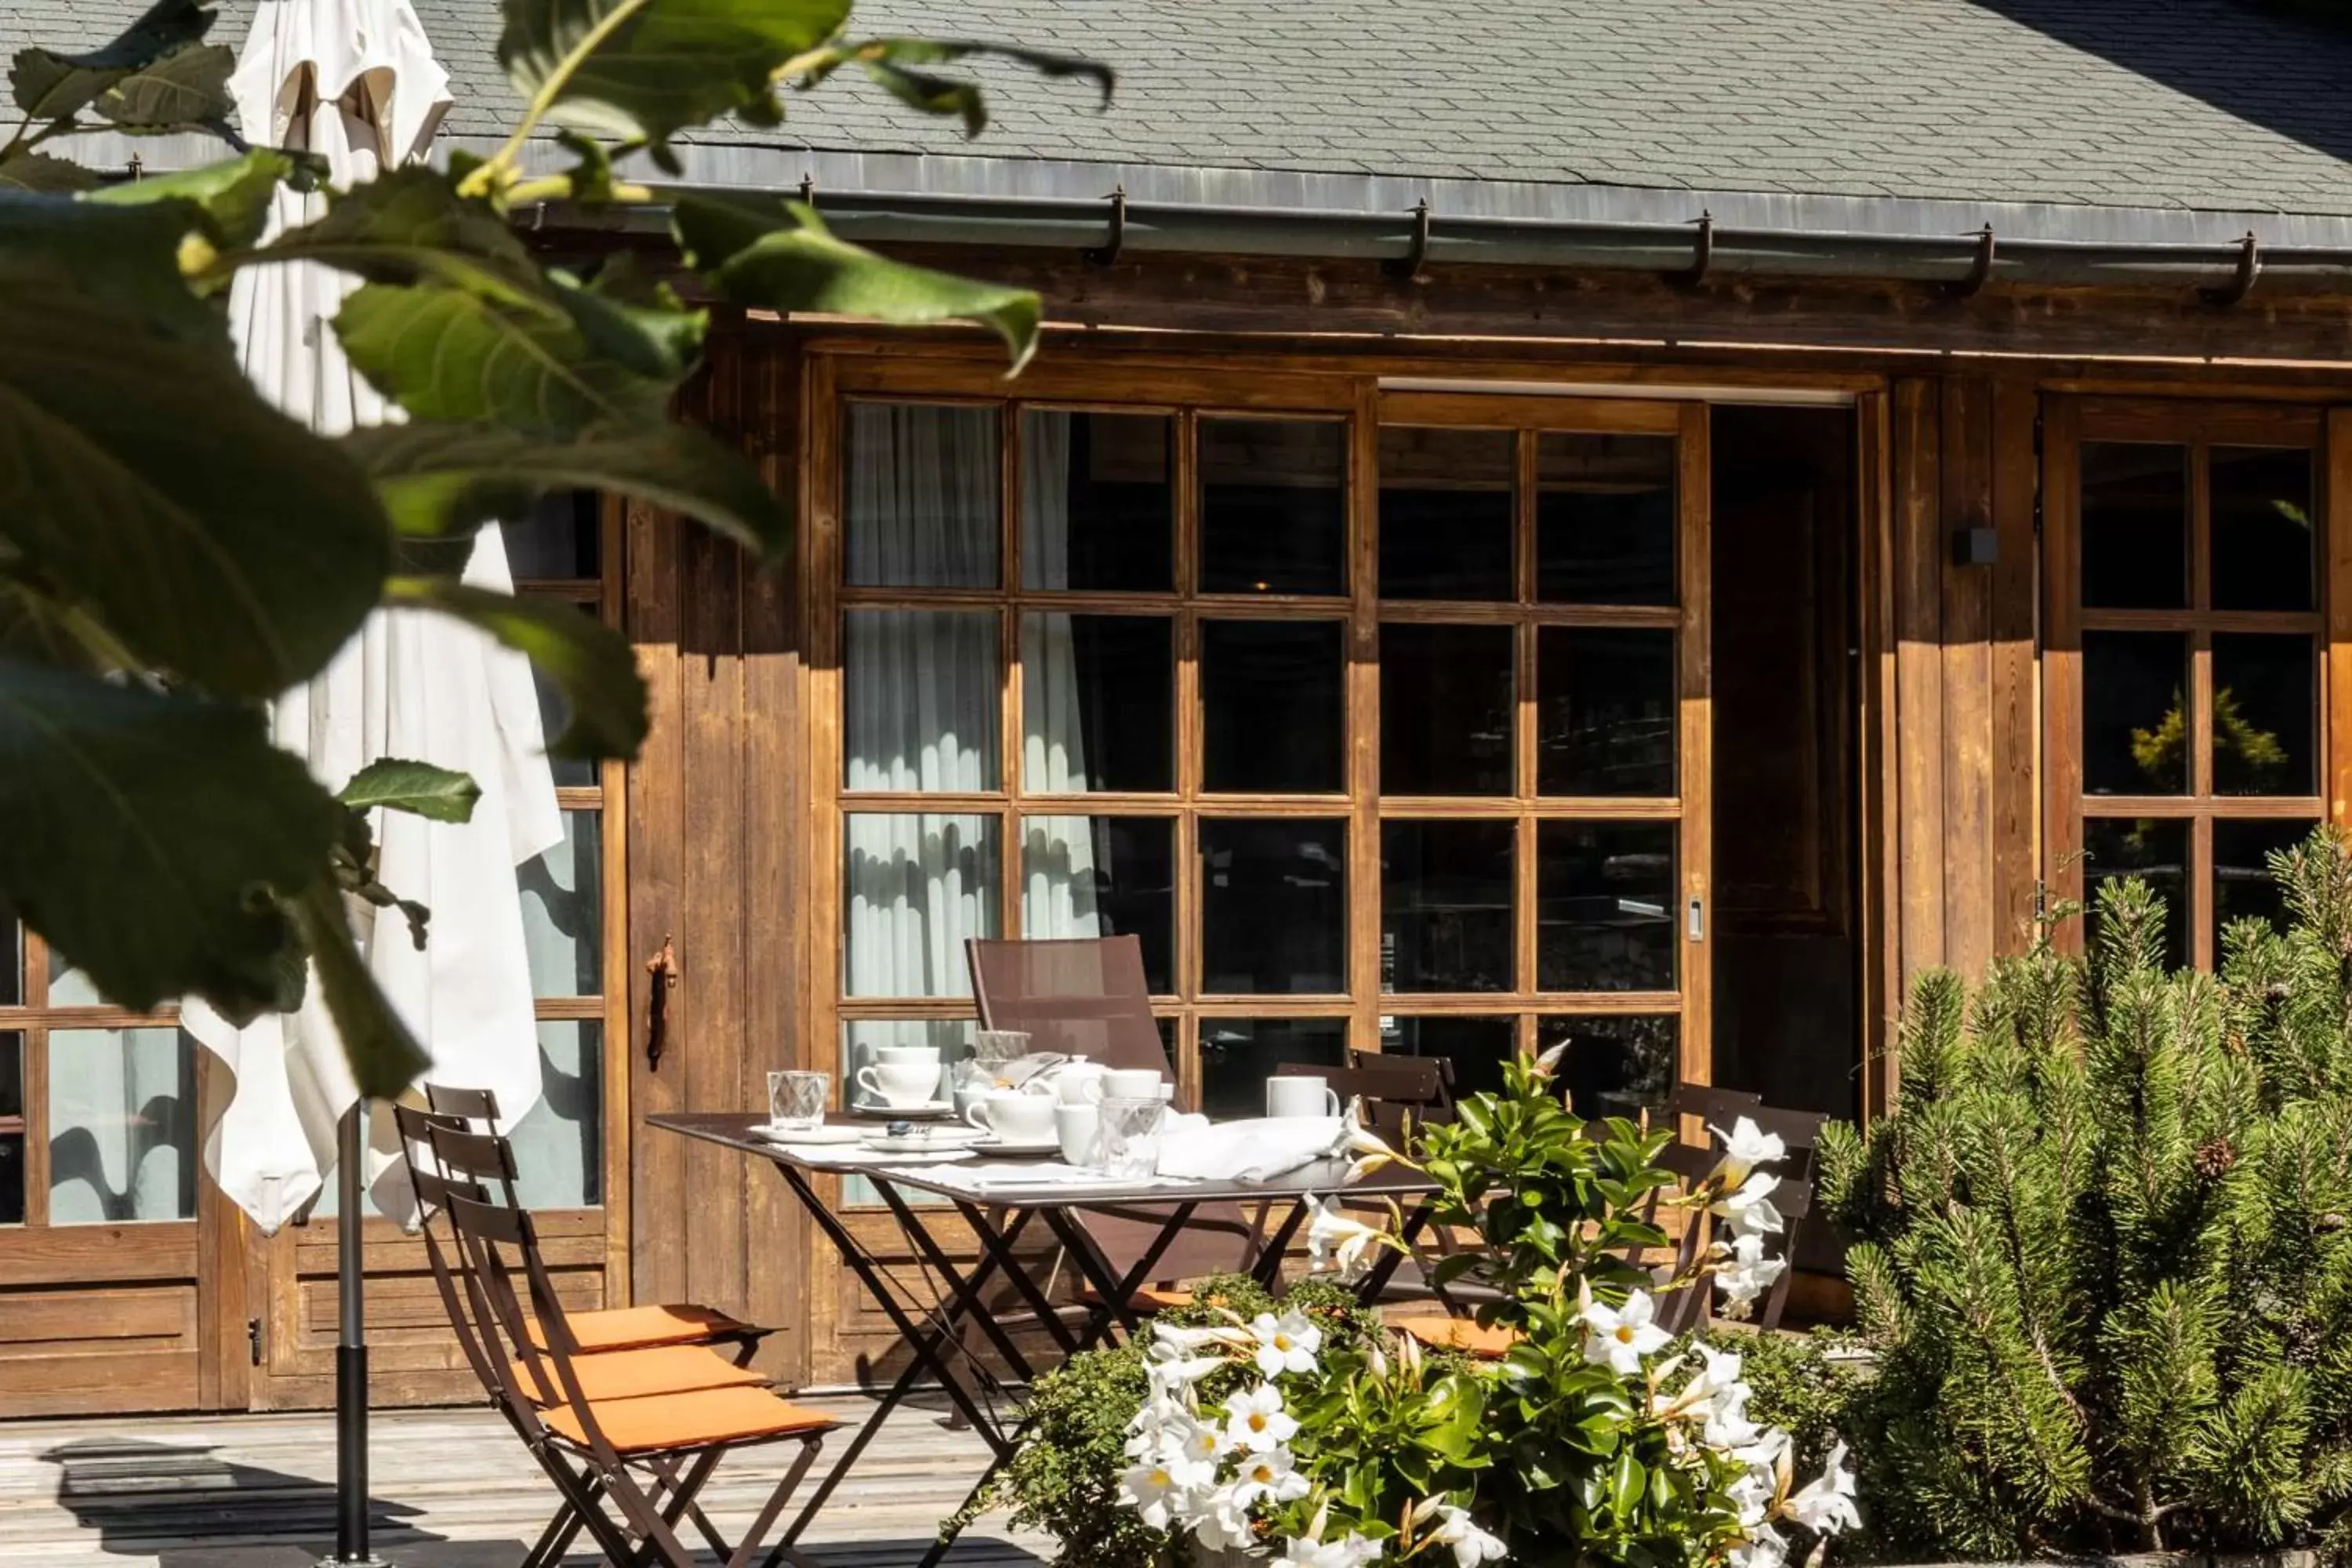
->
[0, 257, 392, 695]
[9, 0, 216, 122]
[835, 38, 1112, 137]
[0, 190, 221, 341]
[1606, 1448, 1645, 1523]
[674, 196, 1040, 371]
[94, 41, 234, 132]
[337, 759, 482, 824]
[342, 419, 789, 561]
[249, 166, 545, 303]
[496, 0, 851, 165]
[0, 151, 97, 194]
[387, 578, 646, 760]
[291, 873, 430, 1099]
[0, 659, 347, 1020]
[89, 147, 303, 250]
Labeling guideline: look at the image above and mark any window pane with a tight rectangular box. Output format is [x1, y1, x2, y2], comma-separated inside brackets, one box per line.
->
[48, 949, 102, 1008]
[2215, 819, 2320, 952]
[2081, 441, 2187, 610]
[1538, 627, 1676, 796]
[1022, 410, 1174, 591]
[2083, 818, 2190, 971]
[1200, 1019, 1347, 1121]
[1537, 433, 1675, 605]
[505, 490, 601, 579]
[1201, 621, 1345, 793]
[48, 1027, 196, 1224]
[2, 918, 18, 1008]
[2083, 631, 2187, 796]
[1380, 623, 1513, 796]
[1022, 614, 1173, 793]
[1382, 821, 1515, 993]
[506, 1022, 603, 1208]
[0, 1033, 20, 1226]
[520, 809, 601, 998]
[845, 609, 1001, 791]
[1200, 819, 1348, 994]
[1537, 1014, 1678, 1121]
[1537, 822, 1676, 992]
[1378, 426, 1514, 600]
[1022, 816, 1177, 994]
[844, 814, 1000, 997]
[844, 1019, 972, 1114]
[844, 402, 1000, 588]
[1381, 1015, 1514, 1101]
[1200, 419, 1345, 595]
[2212, 633, 2316, 796]
[532, 641, 597, 787]
[2211, 446, 2314, 613]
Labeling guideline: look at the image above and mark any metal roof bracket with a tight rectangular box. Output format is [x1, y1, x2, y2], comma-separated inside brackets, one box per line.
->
[1950, 225, 1996, 298]
[1385, 198, 1432, 280]
[2201, 231, 2260, 306]
[797, 174, 817, 209]
[1670, 212, 1715, 288]
[1084, 186, 1127, 265]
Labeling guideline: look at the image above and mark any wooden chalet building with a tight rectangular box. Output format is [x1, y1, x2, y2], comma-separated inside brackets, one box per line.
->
[9, 0, 2352, 1417]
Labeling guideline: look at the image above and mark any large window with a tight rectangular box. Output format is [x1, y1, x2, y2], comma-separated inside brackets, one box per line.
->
[2052, 403, 2325, 968]
[823, 372, 1706, 1131]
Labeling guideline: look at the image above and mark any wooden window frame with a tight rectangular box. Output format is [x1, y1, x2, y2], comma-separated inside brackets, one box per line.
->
[2043, 397, 2332, 967]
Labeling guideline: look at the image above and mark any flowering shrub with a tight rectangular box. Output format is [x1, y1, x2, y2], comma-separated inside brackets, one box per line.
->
[1099, 1050, 1858, 1566]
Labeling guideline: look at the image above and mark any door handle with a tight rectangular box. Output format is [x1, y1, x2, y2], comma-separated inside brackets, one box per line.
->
[1687, 897, 1704, 942]
[644, 934, 678, 1071]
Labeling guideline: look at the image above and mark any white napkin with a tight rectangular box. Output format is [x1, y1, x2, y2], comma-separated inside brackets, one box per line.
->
[887, 1161, 1189, 1194]
[1155, 1116, 1344, 1182]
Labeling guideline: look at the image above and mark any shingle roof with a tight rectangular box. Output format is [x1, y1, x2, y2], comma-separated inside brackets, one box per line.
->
[13, 0, 2352, 223]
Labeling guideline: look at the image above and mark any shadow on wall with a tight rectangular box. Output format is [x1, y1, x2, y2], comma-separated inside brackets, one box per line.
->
[1977, 0, 2352, 165]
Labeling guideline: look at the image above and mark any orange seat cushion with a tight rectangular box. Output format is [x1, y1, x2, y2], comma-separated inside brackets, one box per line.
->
[542, 1385, 837, 1455]
[509, 1344, 768, 1406]
[1078, 1285, 1196, 1312]
[1392, 1316, 1521, 1359]
[531, 1304, 756, 1354]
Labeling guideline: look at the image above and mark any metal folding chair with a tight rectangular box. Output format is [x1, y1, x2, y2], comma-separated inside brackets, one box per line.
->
[435, 1162, 835, 1568]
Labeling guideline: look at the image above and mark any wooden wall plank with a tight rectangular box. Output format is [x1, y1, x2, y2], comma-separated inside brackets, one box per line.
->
[1990, 380, 2042, 956]
[627, 490, 689, 1305]
[1892, 378, 1947, 985]
[1939, 376, 1995, 982]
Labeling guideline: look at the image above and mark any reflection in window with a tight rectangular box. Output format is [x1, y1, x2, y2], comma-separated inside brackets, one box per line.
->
[1537, 1014, 1677, 1121]
[520, 810, 601, 998]
[0, 1033, 20, 1225]
[2080, 441, 2187, 610]
[1022, 614, 1173, 793]
[2082, 632, 2187, 796]
[1022, 816, 1177, 994]
[1023, 409, 1174, 592]
[1537, 434, 1675, 605]
[507, 1022, 604, 1208]
[840, 1020, 975, 1203]
[2, 919, 16, 1009]
[844, 814, 1000, 997]
[1382, 1015, 1513, 1101]
[1382, 821, 1514, 993]
[2211, 447, 2314, 613]
[1537, 822, 1676, 992]
[47, 1028, 196, 1224]
[845, 609, 1001, 791]
[1200, 1019, 1347, 1120]
[1201, 621, 1345, 793]
[2083, 818, 2190, 971]
[1538, 627, 1675, 796]
[1200, 419, 1346, 595]
[1200, 819, 1348, 994]
[2212, 634, 2315, 796]
[844, 402, 1000, 588]
[1380, 624, 1513, 796]
[1378, 426, 1515, 600]
[2214, 819, 2319, 954]
[506, 489, 601, 580]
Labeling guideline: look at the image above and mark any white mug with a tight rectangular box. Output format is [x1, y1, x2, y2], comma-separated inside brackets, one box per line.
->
[965, 1090, 1058, 1143]
[1087, 1068, 1166, 1104]
[856, 1061, 942, 1108]
[1266, 1075, 1341, 1119]
[876, 1044, 941, 1069]
[1055, 1102, 1101, 1167]
[1054, 1062, 1109, 1107]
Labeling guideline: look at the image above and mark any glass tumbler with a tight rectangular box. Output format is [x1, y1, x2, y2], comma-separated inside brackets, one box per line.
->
[768, 1069, 830, 1132]
[973, 1029, 1032, 1069]
[1095, 1094, 1167, 1181]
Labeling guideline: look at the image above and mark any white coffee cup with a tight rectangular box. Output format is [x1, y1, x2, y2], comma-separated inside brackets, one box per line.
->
[856, 1061, 942, 1109]
[1088, 1067, 1167, 1103]
[1055, 1102, 1101, 1167]
[876, 1044, 941, 1068]
[965, 1090, 1058, 1144]
[1054, 1062, 1109, 1107]
[1266, 1075, 1341, 1119]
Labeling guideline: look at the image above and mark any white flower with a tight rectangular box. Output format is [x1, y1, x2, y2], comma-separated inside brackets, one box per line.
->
[1276, 1534, 1385, 1568]
[1250, 1310, 1324, 1377]
[1152, 1321, 1256, 1353]
[1727, 1465, 1776, 1529]
[1710, 1170, 1785, 1237]
[1708, 1115, 1787, 1190]
[1183, 1485, 1259, 1552]
[1654, 1340, 1744, 1420]
[1534, 1039, 1570, 1077]
[1221, 1382, 1301, 1451]
[1305, 1196, 1393, 1280]
[1129, 1407, 1227, 1469]
[1229, 1446, 1312, 1512]
[1782, 1440, 1862, 1535]
[1146, 1334, 1226, 1391]
[1425, 1501, 1509, 1568]
[1337, 1098, 1411, 1181]
[1580, 1287, 1672, 1374]
[1730, 1523, 1789, 1568]
[1120, 1451, 1212, 1530]
[1711, 1230, 1788, 1319]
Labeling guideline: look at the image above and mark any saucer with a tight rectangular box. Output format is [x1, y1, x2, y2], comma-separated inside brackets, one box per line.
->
[976, 1134, 1062, 1155]
[845, 1098, 956, 1120]
[866, 1127, 989, 1155]
[750, 1123, 864, 1145]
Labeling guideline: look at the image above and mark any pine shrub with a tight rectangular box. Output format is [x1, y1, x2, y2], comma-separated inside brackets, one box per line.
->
[1820, 829, 2352, 1557]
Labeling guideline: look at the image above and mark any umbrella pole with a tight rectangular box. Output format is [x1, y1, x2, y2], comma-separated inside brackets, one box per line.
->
[326, 1101, 388, 1567]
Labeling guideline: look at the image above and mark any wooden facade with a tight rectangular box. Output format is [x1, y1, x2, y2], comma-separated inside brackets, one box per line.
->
[9, 247, 2352, 1413]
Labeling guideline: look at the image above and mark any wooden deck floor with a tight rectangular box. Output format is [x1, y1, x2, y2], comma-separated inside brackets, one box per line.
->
[0, 1396, 1051, 1567]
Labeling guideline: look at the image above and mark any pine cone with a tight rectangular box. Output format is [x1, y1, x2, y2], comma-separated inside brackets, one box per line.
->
[2194, 1137, 2237, 1179]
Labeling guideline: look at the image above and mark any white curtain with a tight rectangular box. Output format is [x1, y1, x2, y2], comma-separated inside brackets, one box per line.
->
[1018, 414, 1105, 940]
[43, 1026, 193, 1225]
